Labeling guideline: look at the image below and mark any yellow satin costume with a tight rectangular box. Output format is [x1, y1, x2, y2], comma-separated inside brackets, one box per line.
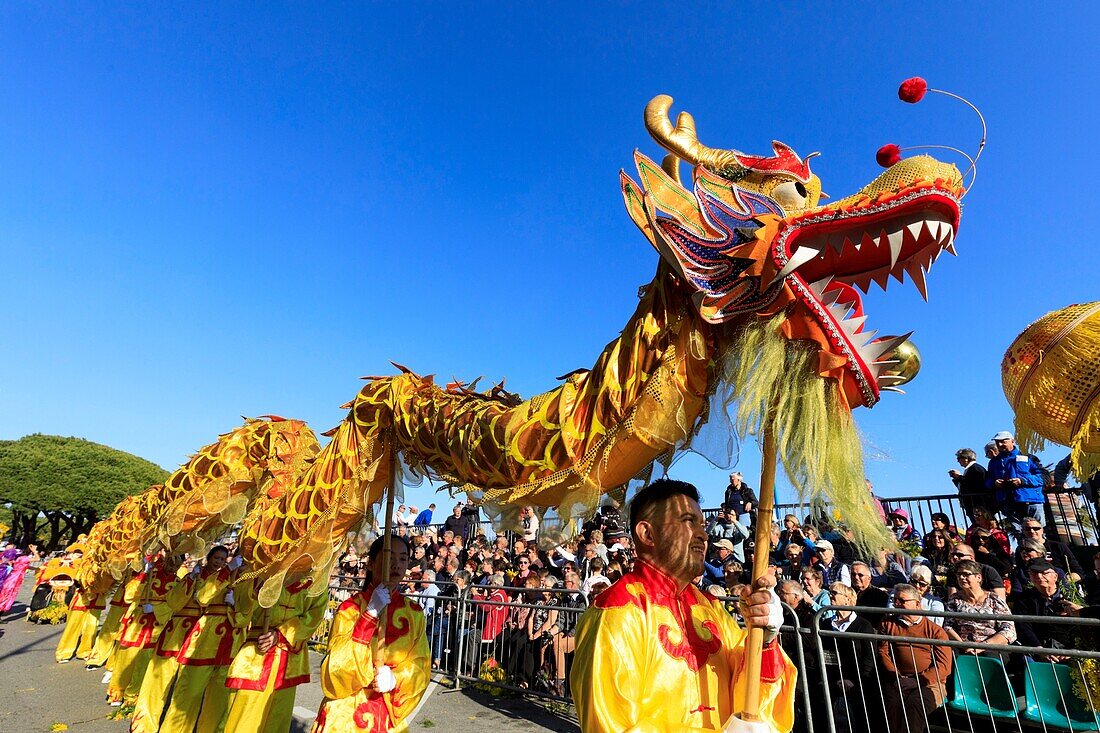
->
[571, 560, 797, 733]
[107, 564, 178, 705]
[55, 586, 105, 662]
[86, 578, 129, 668]
[130, 569, 206, 733]
[157, 565, 239, 733]
[224, 578, 329, 732]
[311, 585, 431, 733]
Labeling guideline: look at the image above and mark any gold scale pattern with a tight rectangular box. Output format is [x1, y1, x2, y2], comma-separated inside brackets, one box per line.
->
[78, 418, 320, 596]
[1003, 301, 1100, 478]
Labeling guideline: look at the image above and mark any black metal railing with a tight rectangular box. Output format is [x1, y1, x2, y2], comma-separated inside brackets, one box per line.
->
[312, 580, 1100, 732]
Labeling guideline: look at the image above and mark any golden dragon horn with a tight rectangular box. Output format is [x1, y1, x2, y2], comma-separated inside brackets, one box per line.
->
[643, 94, 744, 176]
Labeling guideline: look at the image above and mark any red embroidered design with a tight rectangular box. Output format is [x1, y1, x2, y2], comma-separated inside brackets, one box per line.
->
[658, 614, 721, 672]
[352, 695, 390, 731]
[596, 561, 724, 670]
[385, 607, 412, 645]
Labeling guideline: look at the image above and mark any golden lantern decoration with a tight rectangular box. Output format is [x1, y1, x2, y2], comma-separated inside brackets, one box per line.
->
[1001, 301, 1100, 479]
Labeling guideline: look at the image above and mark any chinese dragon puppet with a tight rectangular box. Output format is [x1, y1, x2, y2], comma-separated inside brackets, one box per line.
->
[83, 84, 971, 607]
[77, 416, 319, 596]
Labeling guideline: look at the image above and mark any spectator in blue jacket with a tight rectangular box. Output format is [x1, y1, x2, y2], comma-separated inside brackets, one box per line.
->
[702, 538, 739, 585]
[414, 503, 436, 526]
[985, 430, 1046, 535]
[706, 508, 749, 562]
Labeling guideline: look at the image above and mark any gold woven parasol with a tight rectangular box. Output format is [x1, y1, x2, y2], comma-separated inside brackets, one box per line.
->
[1002, 301, 1100, 479]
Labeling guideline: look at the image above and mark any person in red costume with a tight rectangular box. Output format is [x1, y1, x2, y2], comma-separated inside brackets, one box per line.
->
[571, 478, 796, 732]
[311, 534, 430, 732]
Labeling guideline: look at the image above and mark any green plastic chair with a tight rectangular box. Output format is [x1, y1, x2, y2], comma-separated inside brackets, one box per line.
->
[1022, 659, 1100, 731]
[947, 654, 1020, 720]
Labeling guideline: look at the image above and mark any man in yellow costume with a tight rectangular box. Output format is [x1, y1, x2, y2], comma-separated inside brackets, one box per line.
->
[55, 564, 106, 663]
[84, 572, 131, 672]
[311, 535, 431, 733]
[571, 478, 796, 733]
[107, 555, 181, 706]
[157, 545, 238, 733]
[224, 576, 329, 732]
[130, 551, 221, 733]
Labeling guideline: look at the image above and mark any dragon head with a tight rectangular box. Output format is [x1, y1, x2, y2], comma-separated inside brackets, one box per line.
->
[623, 95, 963, 410]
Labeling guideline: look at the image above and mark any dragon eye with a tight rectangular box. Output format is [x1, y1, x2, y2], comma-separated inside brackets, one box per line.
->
[771, 180, 810, 211]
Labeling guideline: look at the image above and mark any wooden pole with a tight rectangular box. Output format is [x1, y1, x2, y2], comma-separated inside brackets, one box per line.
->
[740, 417, 778, 722]
[373, 435, 399, 705]
[381, 437, 397, 587]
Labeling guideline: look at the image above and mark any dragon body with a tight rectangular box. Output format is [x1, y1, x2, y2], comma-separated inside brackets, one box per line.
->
[84, 95, 966, 603]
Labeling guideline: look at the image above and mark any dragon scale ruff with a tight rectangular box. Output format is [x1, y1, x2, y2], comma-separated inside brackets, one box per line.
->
[237, 267, 714, 589]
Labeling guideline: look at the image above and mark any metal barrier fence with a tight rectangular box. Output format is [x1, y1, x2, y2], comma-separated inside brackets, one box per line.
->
[803, 604, 1100, 733]
[312, 579, 1100, 732]
[383, 489, 1098, 555]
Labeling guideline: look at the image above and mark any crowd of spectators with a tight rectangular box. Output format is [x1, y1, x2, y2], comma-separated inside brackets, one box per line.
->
[763, 432, 1100, 733]
[330, 498, 631, 695]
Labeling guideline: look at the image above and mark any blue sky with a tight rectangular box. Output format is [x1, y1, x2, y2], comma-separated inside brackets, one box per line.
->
[2, 4, 1098, 512]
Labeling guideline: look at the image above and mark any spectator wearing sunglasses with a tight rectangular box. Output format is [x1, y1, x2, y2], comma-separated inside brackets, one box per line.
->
[906, 566, 945, 625]
[513, 556, 536, 585]
[1014, 520, 1082, 583]
[945, 543, 1006, 600]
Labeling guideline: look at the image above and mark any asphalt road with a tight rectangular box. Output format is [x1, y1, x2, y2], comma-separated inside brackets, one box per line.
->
[0, 581, 578, 733]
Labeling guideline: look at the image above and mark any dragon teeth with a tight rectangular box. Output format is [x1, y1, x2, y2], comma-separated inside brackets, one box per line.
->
[821, 287, 844, 307]
[841, 315, 867, 335]
[886, 229, 905, 269]
[770, 244, 823, 285]
[808, 275, 834, 297]
[927, 220, 942, 242]
[856, 328, 879, 348]
[868, 332, 913, 361]
[905, 261, 929, 301]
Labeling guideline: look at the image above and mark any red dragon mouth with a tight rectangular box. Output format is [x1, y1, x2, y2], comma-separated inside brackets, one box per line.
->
[773, 185, 961, 407]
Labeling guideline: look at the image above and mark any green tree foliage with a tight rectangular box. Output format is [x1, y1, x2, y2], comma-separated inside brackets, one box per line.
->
[0, 434, 168, 550]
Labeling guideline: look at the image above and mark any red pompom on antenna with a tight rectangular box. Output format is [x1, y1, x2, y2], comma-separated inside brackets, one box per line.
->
[876, 144, 902, 168]
[898, 77, 928, 103]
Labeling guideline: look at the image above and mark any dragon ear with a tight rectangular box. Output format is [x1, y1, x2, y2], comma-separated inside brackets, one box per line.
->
[633, 151, 716, 238]
[620, 170, 655, 247]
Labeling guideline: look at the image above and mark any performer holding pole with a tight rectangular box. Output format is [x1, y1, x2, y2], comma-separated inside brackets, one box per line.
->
[310, 440, 431, 733]
[310, 536, 430, 732]
[55, 550, 106, 663]
[107, 554, 180, 707]
[571, 477, 795, 732]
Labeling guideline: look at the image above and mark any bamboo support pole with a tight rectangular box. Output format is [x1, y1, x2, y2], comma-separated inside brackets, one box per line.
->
[740, 418, 777, 723]
[373, 435, 399, 675]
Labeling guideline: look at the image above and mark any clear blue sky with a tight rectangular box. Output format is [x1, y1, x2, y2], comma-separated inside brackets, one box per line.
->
[2, 4, 1097, 512]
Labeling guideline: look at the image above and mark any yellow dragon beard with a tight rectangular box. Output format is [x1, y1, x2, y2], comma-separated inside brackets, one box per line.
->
[718, 313, 895, 554]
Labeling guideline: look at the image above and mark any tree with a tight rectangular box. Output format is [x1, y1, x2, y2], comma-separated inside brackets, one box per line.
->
[0, 434, 168, 551]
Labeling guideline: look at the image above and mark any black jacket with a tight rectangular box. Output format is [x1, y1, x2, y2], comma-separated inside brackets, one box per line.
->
[819, 614, 877, 683]
[1014, 588, 1079, 650]
[723, 482, 759, 516]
